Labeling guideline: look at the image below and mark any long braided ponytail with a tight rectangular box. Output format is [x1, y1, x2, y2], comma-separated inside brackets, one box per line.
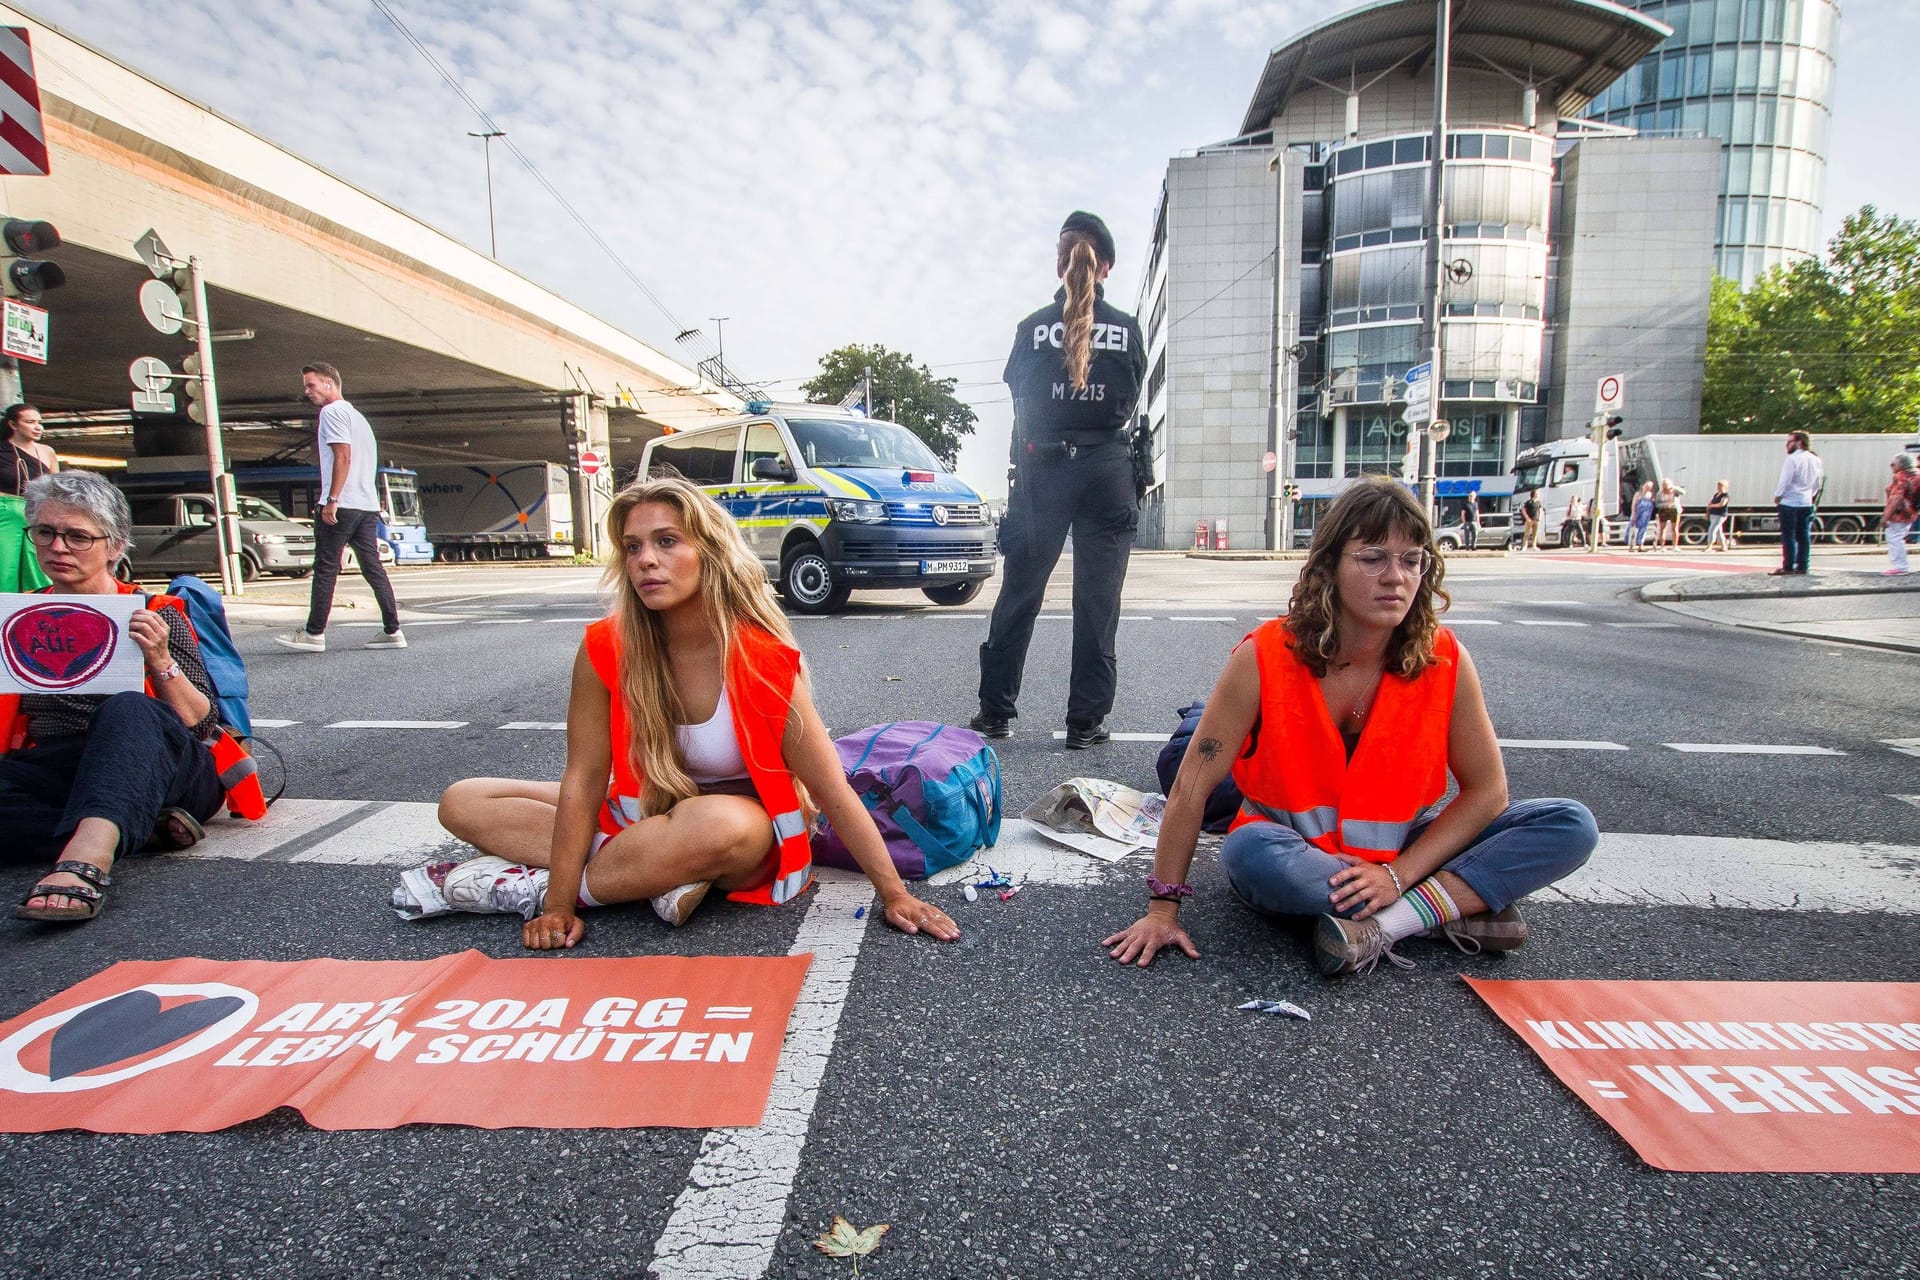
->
[1057, 234, 1100, 390]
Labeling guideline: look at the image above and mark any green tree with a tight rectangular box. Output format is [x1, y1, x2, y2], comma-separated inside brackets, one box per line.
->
[799, 344, 978, 466]
[1702, 206, 1920, 434]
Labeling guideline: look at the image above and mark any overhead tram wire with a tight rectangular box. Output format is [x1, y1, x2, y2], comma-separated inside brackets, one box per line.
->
[367, 0, 716, 367]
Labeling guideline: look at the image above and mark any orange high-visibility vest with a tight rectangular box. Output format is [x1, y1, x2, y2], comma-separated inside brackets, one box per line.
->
[582, 617, 813, 907]
[1229, 621, 1459, 863]
[0, 583, 267, 819]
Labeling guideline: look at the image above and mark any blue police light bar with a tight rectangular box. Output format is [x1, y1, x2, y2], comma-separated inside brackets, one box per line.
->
[746, 400, 772, 414]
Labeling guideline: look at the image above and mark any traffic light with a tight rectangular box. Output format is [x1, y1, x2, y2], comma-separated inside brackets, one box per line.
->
[1603, 414, 1624, 439]
[169, 262, 201, 331]
[1, 218, 64, 304]
[181, 351, 209, 424]
[561, 398, 583, 445]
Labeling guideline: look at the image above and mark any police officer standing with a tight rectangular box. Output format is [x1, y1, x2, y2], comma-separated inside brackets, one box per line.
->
[972, 212, 1146, 749]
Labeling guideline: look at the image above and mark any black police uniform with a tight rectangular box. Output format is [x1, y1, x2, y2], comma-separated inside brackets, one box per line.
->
[977, 283, 1147, 734]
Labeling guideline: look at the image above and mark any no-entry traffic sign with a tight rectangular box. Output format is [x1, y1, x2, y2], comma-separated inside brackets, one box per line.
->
[578, 449, 603, 476]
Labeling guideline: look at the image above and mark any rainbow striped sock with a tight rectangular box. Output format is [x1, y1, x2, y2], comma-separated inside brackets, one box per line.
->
[1374, 877, 1463, 942]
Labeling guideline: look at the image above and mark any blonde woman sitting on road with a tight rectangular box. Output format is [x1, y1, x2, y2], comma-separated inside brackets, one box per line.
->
[428, 474, 959, 949]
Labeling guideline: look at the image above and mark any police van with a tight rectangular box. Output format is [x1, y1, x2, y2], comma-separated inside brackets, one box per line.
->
[636, 401, 997, 613]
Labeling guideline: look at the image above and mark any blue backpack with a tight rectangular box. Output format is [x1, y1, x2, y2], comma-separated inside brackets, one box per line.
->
[812, 721, 1002, 879]
[167, 574, 252, 738]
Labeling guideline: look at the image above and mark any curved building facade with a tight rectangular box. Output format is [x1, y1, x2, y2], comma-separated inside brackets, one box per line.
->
[1585, 0, 1840, 284]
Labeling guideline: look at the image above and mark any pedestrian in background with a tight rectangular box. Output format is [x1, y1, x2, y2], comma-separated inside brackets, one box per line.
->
[1563, 493, 1588, 547]
[1705, 480, 1732, 551]
[1, 404, 55, 592]
[1461, 491, 1480, 550]
[1771, 430, 1823, 576]
[274, 362, 406, 652]
[1654, 479, 1685, 548]
[973, 212, 1146, 750]
[1883, 453, 1918, 576]
[1628, 482, 1655, 551]
[1520, 489, 1541, 549]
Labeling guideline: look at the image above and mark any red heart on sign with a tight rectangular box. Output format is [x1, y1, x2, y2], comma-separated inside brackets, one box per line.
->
[3, 602, 120, 691]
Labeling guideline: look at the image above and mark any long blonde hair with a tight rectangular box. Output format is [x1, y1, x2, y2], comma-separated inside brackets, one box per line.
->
[1284, 477, 1450, 679]
[1057, 233, 1101, 389]
[604, 473, 796, 818]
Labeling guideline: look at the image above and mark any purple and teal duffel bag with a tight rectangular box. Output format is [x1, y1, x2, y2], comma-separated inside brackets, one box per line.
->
[812, 721, 1002, 879]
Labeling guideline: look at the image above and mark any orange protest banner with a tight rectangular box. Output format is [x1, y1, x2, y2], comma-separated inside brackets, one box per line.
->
[1468, 979, 1920, 1173]
[0, 950, 811, 1133]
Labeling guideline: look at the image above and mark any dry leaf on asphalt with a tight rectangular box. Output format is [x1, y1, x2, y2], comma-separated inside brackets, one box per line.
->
[813, 1216, 890, 1271]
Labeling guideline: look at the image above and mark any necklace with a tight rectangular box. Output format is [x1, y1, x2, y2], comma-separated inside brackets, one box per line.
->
[1348, 668, 1384, 722]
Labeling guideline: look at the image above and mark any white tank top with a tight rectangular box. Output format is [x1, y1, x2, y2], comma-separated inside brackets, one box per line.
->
[677, 687, 748, 785]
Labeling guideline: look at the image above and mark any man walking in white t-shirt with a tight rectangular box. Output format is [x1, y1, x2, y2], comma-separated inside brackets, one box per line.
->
[274, 362, 405, 651]
[1770, 429, 1824, 577]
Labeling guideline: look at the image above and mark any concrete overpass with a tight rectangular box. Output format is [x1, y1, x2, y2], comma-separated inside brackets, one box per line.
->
[0, 2, 740, 546]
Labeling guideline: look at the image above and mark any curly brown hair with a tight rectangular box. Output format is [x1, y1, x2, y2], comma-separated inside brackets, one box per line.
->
[1284, 477, 1451, 678]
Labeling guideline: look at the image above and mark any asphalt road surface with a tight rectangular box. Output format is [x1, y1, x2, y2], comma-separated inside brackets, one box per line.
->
[2, 551, 1915, 1279]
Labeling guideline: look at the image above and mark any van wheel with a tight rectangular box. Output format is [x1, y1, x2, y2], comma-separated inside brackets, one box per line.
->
[781, 545, 849, 613]
[240, 554, 261, 583]
[923, 580, 983, 606]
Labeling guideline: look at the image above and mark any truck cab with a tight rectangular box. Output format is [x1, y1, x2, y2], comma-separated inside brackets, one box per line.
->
[637, 402, 997, 613]
[1511, 438, 1626, 547]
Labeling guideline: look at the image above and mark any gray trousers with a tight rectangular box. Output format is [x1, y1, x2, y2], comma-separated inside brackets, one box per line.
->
[978, 440, 1137, 727]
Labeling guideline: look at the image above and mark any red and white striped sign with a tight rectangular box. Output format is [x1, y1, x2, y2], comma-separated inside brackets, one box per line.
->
[0, 28, 50, 177]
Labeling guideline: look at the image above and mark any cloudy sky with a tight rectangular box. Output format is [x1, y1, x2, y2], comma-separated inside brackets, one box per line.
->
[29, 0, 1916, 497]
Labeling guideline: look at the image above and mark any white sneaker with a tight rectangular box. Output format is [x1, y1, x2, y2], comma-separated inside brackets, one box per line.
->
[366, 629, 408, 649]
[441, 856, 548, 921]
[272, 630, 326, 653]
[651, 881, 712, 927]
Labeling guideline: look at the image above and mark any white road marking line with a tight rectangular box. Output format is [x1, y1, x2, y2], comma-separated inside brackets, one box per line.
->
[1118, 615, 1154, 621]
[1497, 739, 1630, 751]
[498, 721, 566, 730]
[325, 720, 469, 729]
[1169, 615, 1236, 622]
[1444, 618, 1502, 625]
[647, 875, 872, 1280]
[1550, 834, 1920, 914]
[1884, 739, 1920, 758]
[1607, 622, 1680, 629]
[1662, 743, 1845, 755]
[1513, 620, 1588, 627]
[1037, 613, 1073, 619]
[250, 719, 300, 728]
[924, 612, 988, 618]
[176, 807, 1920, 916]
[544, 617, 604, 623]
[474, 618, 533, 625]
[1524, 599, 1591, 606]
[1047, 731, 1173, 743]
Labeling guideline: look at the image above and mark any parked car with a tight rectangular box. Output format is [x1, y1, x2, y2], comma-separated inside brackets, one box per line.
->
[637, 401, 996, 613]
[1434, 511, 1515, 550]
[118, 492, 317, 582]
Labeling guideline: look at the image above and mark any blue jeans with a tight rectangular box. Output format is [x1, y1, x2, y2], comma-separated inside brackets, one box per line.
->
[1218, 798, 1598, 919]
[1777, 503, 1813, 573]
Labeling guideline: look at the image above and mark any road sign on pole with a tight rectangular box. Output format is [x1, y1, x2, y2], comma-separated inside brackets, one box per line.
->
[1595, 374, 1626, 413]
[578, 449, 603, 477]
[1405, 361, 1433, 426]
[133, 227, 174, 279]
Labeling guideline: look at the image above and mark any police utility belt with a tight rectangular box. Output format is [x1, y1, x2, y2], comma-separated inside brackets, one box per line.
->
[1023, 431, 1125, 459]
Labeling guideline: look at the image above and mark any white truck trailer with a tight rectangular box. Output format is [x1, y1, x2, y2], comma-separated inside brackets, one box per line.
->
[414, 462, 576, 560]
[1511, 433, 1920, 548]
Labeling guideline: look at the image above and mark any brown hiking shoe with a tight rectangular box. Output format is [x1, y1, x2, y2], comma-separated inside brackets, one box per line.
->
[1428, 904, 1529, 954]
[1313, 913, 1415, 976]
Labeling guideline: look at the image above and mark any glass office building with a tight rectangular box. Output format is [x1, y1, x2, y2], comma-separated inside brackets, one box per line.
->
[1584, 0, 1840, 284]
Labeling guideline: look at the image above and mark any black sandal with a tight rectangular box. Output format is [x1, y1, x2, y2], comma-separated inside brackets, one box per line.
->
[148, 806, 206, 852]
[16, 859, 113, 923]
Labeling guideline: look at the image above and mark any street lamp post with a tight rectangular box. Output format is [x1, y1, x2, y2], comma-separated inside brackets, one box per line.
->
[467, 130, 505, 258]
[1418, 0, 1452, 519]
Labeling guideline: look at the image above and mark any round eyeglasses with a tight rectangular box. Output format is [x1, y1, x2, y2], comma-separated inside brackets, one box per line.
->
[27, 524, 108, 551]
[1346, 547, 1432, 577]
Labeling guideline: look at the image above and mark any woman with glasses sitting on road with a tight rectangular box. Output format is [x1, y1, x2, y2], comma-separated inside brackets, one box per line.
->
[4, 472, 226, 923]
[1103, 477, 1597, 977]
[425, 473, 959, 949]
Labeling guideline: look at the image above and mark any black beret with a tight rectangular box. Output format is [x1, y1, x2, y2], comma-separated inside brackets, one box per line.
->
[1060, 211, 1116, 267]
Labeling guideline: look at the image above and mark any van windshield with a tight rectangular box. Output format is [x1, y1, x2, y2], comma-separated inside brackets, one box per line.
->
[236, 496, 291, 521]
[788, 419, 943, 472]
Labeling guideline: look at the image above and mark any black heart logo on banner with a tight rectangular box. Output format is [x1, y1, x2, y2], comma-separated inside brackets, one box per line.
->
[47, 990, 244, 1080]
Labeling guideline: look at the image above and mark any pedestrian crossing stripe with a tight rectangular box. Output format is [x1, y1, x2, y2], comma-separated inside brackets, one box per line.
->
[171, 802, 1920, 915]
